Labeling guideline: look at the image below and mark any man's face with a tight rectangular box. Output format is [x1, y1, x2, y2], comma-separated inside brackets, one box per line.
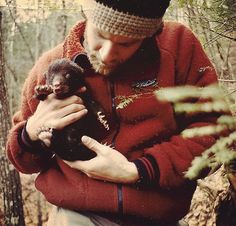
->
[84, 21, 144, 76]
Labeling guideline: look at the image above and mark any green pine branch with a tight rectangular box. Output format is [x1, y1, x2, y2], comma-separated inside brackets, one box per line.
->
[155, 84, 236, 179]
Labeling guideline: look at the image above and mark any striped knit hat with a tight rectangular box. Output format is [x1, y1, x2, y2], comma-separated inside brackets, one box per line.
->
[84, 0, 171, 39]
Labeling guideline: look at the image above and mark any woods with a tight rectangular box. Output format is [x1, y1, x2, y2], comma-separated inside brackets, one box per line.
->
[0, 0, 236, 225]
[0, 9, 25, 226]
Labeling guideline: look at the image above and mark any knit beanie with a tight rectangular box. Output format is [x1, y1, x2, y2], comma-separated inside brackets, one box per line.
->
[83, 0, 171, 39]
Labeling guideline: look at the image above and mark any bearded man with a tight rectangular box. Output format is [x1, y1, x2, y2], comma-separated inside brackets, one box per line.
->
[7, 0, 219, 225]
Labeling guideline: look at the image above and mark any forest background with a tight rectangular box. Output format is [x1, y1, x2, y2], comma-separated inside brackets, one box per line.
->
[0, 0, 235, 225]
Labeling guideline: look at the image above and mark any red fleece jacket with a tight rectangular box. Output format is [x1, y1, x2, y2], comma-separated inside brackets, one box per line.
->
[7, 21, 218, 225]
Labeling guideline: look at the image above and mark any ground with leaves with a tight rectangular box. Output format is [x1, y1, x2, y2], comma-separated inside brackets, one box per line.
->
[184, 167, 230, 226]
[20, 174, 51, 226]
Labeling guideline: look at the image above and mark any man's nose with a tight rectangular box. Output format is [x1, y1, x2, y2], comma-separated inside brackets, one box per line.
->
[99, 41, 118, 65]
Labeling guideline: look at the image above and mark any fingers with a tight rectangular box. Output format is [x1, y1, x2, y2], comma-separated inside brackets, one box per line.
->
[57, 109, 88, 129]
[81, 136, 106, 154]
[30, 93, 88, 139]
[36, 94, 87, 129]
[43, 139, 51, 147]
[56, 103, 86, 118]
[38, 131, 52, 147]
[46, 94, 84, 109]
[36, 95, 83, 117]
[63, 137, 104, 169]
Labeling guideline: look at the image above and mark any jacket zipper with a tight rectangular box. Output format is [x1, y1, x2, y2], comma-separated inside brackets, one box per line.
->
[109, 80, 123, 216]
[110, 80, 120, 148]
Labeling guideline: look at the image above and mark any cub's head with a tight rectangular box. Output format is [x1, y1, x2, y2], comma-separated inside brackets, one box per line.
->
[45, 58, 85, 98]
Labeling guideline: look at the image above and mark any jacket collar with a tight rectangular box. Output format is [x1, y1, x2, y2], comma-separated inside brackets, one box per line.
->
[63, 20, 86, 60]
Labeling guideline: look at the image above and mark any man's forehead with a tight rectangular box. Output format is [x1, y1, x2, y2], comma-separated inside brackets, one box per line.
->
[87, 20, 143, 43]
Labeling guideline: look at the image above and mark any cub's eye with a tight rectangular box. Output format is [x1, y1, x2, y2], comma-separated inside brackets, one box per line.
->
[65, 73, 71, 79]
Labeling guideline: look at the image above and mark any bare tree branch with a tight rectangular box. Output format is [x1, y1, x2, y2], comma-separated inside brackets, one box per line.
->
[4, 0, 34, 62]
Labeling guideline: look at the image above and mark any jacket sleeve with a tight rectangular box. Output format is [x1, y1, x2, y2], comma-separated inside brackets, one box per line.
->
[6, 44, 63, 174]
[133, 23, 223, 189]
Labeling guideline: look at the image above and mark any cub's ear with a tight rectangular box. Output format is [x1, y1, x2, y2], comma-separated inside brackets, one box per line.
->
[65, 73, 71, 80]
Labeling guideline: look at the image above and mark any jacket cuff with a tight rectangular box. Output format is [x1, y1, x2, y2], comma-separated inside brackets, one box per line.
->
[133, 155, 160, 187]
[18, 122, 44, 155]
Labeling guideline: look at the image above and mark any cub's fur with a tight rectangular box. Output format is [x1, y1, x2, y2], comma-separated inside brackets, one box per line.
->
[34, 58, 109, 161]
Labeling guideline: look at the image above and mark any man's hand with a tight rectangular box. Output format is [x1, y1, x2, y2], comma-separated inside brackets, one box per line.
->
[64, 136, 139, 184]
[26, 93, 87, 146]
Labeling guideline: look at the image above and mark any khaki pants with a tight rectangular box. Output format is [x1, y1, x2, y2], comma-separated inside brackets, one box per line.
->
[47, 206, 120, 226]
[47, 206, 188, 226]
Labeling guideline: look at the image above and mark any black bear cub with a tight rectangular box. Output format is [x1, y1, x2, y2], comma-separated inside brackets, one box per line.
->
[34, 58, 109, 161]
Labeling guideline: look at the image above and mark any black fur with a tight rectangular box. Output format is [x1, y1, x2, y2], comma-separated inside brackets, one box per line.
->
[34, 58, 109, 161]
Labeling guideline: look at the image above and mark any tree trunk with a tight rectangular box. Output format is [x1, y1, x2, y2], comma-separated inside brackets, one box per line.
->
[0, 10, 25, 226]
[229, 40, 236, 80]
[61, 0, 68, 39]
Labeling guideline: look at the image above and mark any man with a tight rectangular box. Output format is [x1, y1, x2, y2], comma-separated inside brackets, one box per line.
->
[7, 0, 219, 225]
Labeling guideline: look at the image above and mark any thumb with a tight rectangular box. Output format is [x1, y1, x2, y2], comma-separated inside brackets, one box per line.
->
[81, 136, 103, 154]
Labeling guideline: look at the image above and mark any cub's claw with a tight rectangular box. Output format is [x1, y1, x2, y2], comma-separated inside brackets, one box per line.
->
[97, 111, 110, 131]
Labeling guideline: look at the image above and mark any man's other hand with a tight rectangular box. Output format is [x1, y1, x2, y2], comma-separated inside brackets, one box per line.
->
[64, 136, 139, 184]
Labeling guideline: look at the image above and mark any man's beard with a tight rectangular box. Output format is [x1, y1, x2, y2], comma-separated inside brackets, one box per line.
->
[83, 34, 121, 76]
